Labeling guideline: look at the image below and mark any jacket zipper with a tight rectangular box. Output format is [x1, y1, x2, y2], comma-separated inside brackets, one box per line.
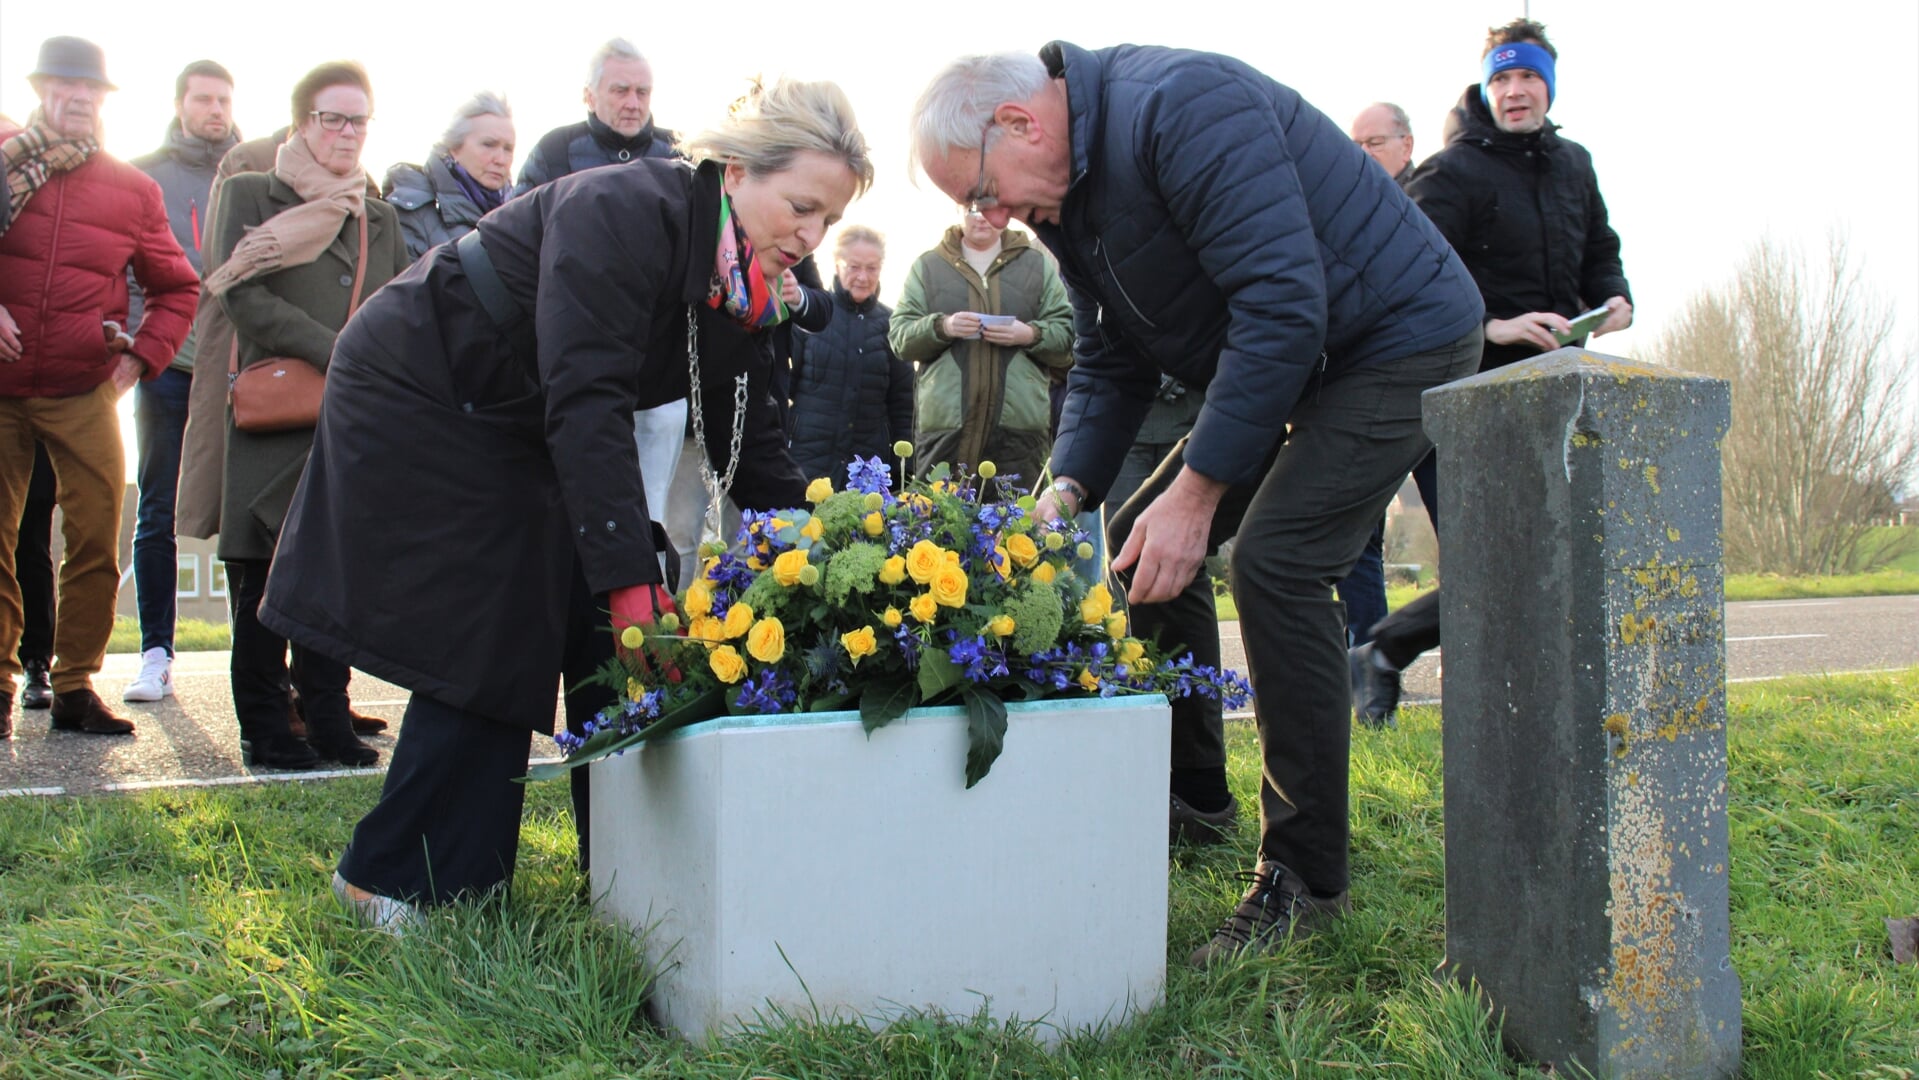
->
[1095, 238, 1158, 330]
[33, 177, 73, 397]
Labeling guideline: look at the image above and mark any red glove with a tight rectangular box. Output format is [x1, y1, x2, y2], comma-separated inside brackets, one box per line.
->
[611, 583, 676, 638]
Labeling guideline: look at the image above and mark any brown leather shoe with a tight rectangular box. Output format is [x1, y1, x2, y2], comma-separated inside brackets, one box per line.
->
[350, 710, 388, 734]
[287, 701, 309, 741]
[49, 688, 137, 735]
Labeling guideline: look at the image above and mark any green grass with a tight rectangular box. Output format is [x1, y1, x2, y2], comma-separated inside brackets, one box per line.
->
[4, 671, 1914, 1076]
[106, 615, 230, 655]
[1725, 569, 1919, 602]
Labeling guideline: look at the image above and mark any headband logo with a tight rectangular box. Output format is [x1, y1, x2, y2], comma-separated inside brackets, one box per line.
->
[1495, 48, 1518, 62]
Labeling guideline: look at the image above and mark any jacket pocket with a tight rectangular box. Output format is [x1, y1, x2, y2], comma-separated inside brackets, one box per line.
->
[998, 353, 1051, 435]
[914, 353, 962, 434]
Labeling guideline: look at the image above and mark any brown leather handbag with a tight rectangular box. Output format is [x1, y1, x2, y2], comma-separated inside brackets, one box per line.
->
[228, 211, 369, 434]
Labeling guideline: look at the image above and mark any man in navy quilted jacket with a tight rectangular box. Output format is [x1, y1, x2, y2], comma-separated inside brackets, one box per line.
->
[912, 43, 1485, 964]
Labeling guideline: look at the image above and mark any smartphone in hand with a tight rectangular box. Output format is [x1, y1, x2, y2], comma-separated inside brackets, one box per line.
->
[1552, 304, 1613, 346]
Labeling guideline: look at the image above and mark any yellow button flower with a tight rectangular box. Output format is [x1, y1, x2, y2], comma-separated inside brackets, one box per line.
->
[1005, 533, 1039, 568]
[879, 555, 907, 586]
[1031, 562, 1057, 585]
[988, 614, 1016, 638]
[709, 645, 748, 684]
[746, 616, 786, 663]
[932, 564, 969, 608]
[806, 477, 834, 504]
[1080, 582, 1114, 624]
[841, 625, 877, 665]
[882, 606, 903, 628]
[772, 548, 809, 587]
[619, 625, 645, 651]
[906, 539, 945, 584]
[909, 592, 939, 623]
[863, 511, 885, 537]
[722, 602, 755, 640]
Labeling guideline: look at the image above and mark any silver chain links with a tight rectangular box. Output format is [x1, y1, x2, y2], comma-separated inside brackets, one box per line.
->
[685, 305, 749, 549]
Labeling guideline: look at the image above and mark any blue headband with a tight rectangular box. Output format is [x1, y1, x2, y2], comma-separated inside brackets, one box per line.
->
[1481, 42, 1556, 109]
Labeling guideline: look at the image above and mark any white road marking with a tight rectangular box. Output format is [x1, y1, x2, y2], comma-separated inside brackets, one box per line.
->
[1727, 668, 1906, 684]
[1727, 633, 1827, 642]
[1, 786, 66, 797]
[1742, 600, 1843, 608]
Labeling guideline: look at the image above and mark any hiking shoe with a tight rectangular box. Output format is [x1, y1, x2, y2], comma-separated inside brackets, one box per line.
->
[21, 659, 53, 709]
[333, 871, 422, 936]
[49, 688, 136, 735]
[1189, 860, 1350, 966]
[1170, 793, 1240, 846]
[122, 647, 174, 702]
[1350, 643, 1400, 730]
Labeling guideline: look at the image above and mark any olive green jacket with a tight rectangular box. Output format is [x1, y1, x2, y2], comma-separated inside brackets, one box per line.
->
[888, 227, 1072, 494]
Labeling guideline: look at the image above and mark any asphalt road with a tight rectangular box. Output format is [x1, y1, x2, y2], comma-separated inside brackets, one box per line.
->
[3, 595, 1914, 797]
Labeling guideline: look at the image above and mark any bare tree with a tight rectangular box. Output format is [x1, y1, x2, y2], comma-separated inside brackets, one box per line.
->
[1655, 237, 1919, 574]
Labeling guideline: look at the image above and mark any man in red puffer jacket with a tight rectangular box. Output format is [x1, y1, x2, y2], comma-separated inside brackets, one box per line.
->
[0, 36, 199, 740]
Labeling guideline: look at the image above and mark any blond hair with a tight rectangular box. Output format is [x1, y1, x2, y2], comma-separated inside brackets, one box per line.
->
[685, 78, 874, 195]
[835, 224, 885, 259]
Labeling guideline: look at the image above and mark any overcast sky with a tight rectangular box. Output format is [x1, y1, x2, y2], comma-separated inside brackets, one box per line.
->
[5, 0, 1915, 469]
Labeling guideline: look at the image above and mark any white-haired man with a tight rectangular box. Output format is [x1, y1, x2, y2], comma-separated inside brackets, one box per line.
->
[513, 39, 675, 194]
[911, 43, 1485, 964]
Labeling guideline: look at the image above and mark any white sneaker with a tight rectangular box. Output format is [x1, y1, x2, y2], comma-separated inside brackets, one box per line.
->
[122, 647, 174, 703]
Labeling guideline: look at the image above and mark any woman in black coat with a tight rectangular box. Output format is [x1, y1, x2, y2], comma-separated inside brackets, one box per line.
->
[258, 80, 873, 927]
[786, 225, 913, 482]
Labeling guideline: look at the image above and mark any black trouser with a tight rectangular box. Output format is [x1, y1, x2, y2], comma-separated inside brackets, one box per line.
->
[14, 443, 56, 665]
[337, 562, 614, 905]
[229, 558, 350, 743]
[1107, 329, 1480, 896]
[1369, 449, 1444, 669]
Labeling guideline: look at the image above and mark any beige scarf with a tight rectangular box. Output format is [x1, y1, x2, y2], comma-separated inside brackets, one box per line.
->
[204, 134, 365, 296]
[3, 109, 100, 232]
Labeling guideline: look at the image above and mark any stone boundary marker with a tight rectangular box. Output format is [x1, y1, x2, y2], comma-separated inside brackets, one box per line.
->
[1428, 349, 1740, 1078]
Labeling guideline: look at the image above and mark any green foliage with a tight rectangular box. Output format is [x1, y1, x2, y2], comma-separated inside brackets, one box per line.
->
[108, 615, 231, 654]
[4, 670, 1913, 1075]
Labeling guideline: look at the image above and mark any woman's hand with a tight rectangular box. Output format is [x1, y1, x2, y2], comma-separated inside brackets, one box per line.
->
[780, 270, 804, 308]
[979, 318, 1038, 347]
[940, 312, 982, 340]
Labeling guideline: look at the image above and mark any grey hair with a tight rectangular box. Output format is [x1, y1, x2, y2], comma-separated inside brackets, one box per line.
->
[909, 52, 1050, 166]
[685, 78, 874, 196]
[835, 224, 885, 259]
[435, 90, 512, 155]
[1368, 101, 1412, 135]
[587, 38, 645, 90]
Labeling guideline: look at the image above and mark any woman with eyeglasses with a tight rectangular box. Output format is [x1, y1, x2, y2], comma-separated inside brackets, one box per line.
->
[384, 92, 516, 262]
[253, 79, 871, 930]
[204, 61, 410, 770]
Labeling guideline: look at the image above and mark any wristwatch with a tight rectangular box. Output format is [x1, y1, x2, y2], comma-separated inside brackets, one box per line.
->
[1050, 477, 1087, 515]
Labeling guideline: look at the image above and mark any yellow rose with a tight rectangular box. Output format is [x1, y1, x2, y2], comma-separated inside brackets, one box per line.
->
[619, 625, 645, 651]
[1105, 612, 1128, 639]
[882, 606, 903, 628]
[709, 645, 748, 684]
[746, 556, 767, 572]
[991, 545, 1011, 580]
[723, 602, 755, 640]
[906, 539, 945, 584]
[772, 548, 809, 587]
[1077, 668, 1100, 692]
[684, 580, 714, 618]
[909, 592, 939, 623]
[932, 564, 970, 608]
[1005, 533, 1039, 568]
[769, 518, 792, 532]
[863, 511, 885, 537]
[841, 625, 878, 665]
[746, 617, 786, 663]
[801, 517, 824, 542]
[1080, 582, 1114, 624]
[1119, 639, 1146, 665]
[806, 477, 834, 503]
[701, 556, 722, 582]
[943, 549, 962, 565]
[687, 615, 725, 647]
[879, 555, 907, 586]
[988, 614, 1016, 638]
[1031, 562, 1057, 585]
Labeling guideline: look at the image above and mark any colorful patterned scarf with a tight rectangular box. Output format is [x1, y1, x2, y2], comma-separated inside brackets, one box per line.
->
[707, 190, 787, 330]
[2, 112, 100, 234]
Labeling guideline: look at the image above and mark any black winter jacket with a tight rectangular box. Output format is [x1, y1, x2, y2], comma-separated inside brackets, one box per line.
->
[513, 114, 678, 196]
[1033, 41, 1484, 500]
[1406, 86, 1631, 370]
[787, 282, 911, 483]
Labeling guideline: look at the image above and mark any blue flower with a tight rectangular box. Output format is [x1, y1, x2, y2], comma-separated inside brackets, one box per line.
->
[846, 455, 893, 496]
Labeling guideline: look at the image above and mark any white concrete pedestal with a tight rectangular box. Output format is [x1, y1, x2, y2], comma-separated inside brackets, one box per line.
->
[589, 695, 1171, 1042]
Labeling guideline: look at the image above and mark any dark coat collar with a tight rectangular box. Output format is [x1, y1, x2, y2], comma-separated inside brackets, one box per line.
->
[832, 280, 881, 312]
[1041, 40, 1102, 198]
[678, 160, 724, 304]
